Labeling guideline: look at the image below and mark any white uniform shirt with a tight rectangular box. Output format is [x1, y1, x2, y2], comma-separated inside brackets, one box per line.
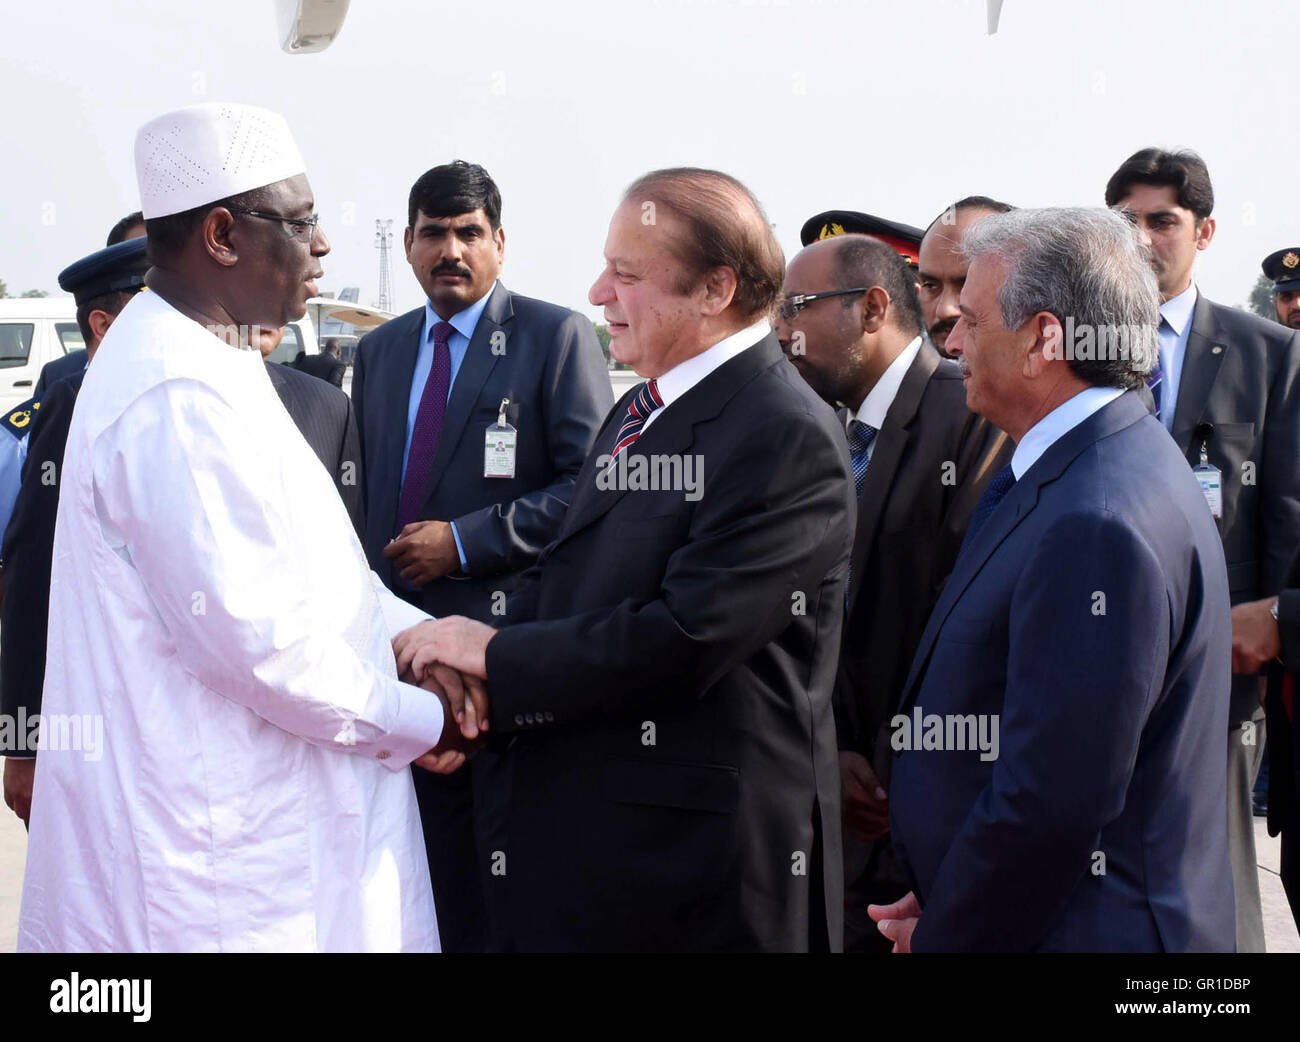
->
[18, 289, 444, 952]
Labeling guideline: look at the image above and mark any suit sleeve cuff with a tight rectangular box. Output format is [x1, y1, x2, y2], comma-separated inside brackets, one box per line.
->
[1278, 590, 1300, 670]
[450, 521, 469, 573]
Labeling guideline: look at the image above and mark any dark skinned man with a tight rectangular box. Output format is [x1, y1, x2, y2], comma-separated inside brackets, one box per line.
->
[18, 103, 477, 952]
[774, 233, 1009, 951]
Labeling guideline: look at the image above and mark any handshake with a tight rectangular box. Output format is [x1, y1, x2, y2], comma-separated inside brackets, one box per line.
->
[394, 616, 499, 775]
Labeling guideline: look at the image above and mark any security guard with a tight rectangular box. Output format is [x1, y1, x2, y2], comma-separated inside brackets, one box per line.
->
[799, 209, 926, 271]
[1262, 247, 1300, 330]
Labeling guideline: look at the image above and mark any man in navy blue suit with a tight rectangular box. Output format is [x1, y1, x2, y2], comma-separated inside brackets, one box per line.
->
[873, 207, 1236, 952]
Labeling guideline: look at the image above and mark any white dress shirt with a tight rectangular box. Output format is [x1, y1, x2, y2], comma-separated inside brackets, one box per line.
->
[1011, 384, 1126, 480]
[1157, 282, 1198, 432]
[848, 336, 923, 462]
[19, 289, 442, 953]
[641, 320, 770, 434]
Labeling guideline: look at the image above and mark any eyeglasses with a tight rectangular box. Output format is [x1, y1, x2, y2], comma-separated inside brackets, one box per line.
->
[227, 207, 322, 243]
[776, 287, 871, 320]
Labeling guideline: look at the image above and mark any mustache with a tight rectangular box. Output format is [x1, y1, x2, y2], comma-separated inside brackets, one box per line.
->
[431, 262, 472, 277]
[929, 319, 957, 340]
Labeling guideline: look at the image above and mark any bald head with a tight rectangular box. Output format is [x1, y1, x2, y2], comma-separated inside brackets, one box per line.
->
[774, 234, 922, 410]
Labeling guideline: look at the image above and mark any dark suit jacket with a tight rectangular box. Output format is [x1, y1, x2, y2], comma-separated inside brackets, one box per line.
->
[0, 361, 364, 732]
[1171, 295, 1300, 722]
[293, 352, 346, 388]
[890, 391, 1235, 952]
[1266, 553, 1300, 843]
[34, 350, 86, 394]
[835, 343, 1011, 779]
[351, 282, 612, 621]
[482, 333, 854, 952]
[264, 361, 364, 536]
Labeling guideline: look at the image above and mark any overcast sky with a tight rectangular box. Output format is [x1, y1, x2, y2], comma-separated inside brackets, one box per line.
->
[3, 0, 1295, 321]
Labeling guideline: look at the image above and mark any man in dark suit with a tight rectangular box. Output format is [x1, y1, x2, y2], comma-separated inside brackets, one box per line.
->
[1106, 149, 1300, 951]
[393, 167, 853, 951]
[350, 161, 611, 950]
[1, 315, 364, 826]
[773, 232, 1009, 951]
[293, 338, 347, 387]
[874, 207, 1235, 952]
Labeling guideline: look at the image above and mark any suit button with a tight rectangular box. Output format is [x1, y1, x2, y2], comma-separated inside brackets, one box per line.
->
[525, 713, 535, 725]
[377, 750, 390, 760]
[544, 712, 554, 722]
[514, 714, 524, 726]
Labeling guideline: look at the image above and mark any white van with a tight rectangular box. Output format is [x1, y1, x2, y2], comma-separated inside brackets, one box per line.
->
[0, 299, 85, 410]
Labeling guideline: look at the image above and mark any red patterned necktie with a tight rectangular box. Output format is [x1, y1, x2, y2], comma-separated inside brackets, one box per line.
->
[396, 320, 454, 532]
[610, 379, 663, 457]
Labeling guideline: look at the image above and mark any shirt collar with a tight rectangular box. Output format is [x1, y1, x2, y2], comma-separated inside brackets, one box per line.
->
[1159, 282, 1198, 336]
[424, 280, 498, 342]
[653, 320, 770, 411]
[1010, 384, 1126, 480]
[852, 336, 922, 430]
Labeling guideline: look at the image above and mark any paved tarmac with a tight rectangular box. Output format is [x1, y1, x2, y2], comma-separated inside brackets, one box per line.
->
[0, 806, 1296, 952]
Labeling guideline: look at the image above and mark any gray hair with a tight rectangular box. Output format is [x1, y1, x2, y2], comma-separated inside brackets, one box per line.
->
[961, 207, 1159, 390]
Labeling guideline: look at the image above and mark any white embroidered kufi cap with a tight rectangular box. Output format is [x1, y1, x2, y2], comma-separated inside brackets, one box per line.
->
[134, 103, 306, 219]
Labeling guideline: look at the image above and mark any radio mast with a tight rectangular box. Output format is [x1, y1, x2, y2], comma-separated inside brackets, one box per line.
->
[374, 219, 394, 312]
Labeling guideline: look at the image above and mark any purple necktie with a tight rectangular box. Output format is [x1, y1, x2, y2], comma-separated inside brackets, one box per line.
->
[396, 320, 454, 532]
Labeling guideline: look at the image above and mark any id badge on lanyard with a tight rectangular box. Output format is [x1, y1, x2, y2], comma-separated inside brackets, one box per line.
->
[485, 397, 517, 479]
[1192, 439, 1223, 520]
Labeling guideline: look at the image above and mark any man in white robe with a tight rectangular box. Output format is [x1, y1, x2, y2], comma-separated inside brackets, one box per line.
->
[17, 103, 473, 952]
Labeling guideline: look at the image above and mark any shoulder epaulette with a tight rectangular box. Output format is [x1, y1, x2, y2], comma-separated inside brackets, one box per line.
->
[1, 395, 43, 440]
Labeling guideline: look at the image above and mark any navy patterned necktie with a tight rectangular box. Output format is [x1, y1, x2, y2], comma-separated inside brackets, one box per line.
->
[612, 379, 664, 457]
[847, 419, 877, 501]
[844, 420, 877, 609]
[959, 463, 1017, 555]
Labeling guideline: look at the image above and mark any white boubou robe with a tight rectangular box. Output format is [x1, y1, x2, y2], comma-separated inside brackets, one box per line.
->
[18, 289, 443, 952]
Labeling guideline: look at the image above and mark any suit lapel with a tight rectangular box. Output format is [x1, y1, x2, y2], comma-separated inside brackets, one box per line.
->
[895, 391, 1150, 713]
[374, 308, 425, 540]
[1170, 294, 1228, 454]
[418, 283, 512, 512]
[548, 334, 783, 551]
[846, 344, 938, 618]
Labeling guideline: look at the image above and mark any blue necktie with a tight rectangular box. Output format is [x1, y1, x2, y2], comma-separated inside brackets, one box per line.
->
[847, 420, 877, 502]
[1150, 316, 1175, 421]
[959, 463, 1016, 556]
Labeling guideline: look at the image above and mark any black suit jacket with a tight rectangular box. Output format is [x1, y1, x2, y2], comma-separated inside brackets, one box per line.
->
[294, 352, 346, 388]
[264, 361, 364, 535]
[1267, 552, 1300, 842]
[0, 361, 363, 733]
[483, 333, 854, 951]
[34, 350, 86, 394]
[1170, 295, 1300, 722]
[835, 343, 1011, 777]
[351, 282, 612, 622]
